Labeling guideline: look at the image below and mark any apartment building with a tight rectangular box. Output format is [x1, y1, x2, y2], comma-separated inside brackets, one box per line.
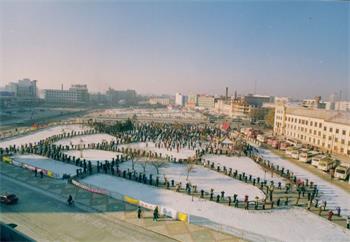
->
[197, 95, 215, 109]
[274, 104, 350, 157]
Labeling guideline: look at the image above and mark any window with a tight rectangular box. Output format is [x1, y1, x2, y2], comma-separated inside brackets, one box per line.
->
[336, 129, 339, 134]
[306, 121, 308, 125]
[335, 138, 338, 142]
[342, 130, 346, 135]
[324, 126, 327, 131]
[310, 121, 313, 126]
[323, 135, 326, 139]
[341, 139, 345, 144]
[318, 131, 321, 136]
[330, 127, 333, 132]
[314, 122, 317, 127]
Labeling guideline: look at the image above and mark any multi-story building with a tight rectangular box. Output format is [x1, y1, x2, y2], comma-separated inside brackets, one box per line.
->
[325, 101, 350, 112]
[106, 88, 137, 105]
[187, 94, 198, 108]
[274, 104, 350, 157]
[197, 95, 215, 109]
[5, 79, 38, 103]
[175, 93, 186, 106]
[149, 97, 170, 106]
[244, 94, 274, 107]
[44, 84, 89, 104]
[231, 99, 251, 119]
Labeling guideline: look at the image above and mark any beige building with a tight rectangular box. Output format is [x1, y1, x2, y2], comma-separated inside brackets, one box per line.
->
[197, 95, 215, 109]
[149, 97, 170, 105]
[214, 98, 252, 119]
[274, 104, 350, 157]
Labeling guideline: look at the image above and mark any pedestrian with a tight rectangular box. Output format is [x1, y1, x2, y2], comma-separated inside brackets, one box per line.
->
[137, 206, 142, 219]
[327, 210, 333, 221]
[336, 207, 341, 217]
[153, 206, 159, 221]
[307, 200, 312, 210]
[347, 216, 350, 229]
[323, 201, 327, 211]
[318, 206, 322, 216]
[40, 170, 43, 178]
[34, 167, 37, 177]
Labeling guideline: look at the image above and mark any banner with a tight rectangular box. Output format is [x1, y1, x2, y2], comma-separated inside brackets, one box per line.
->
[71, 180, 107, 195]
[124, 195, 139, 205]
[177, 212, 189, 222]
[47, 170, 54, 177]
[160, 206, 177, 219]
[139, 200, 157, 210]
[2, 156, 12, 164]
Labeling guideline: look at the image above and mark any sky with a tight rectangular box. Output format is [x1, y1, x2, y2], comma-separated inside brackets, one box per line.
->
[0, 1, 349, 99]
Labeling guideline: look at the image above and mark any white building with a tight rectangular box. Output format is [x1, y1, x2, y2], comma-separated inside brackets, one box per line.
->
[274, 104, 350, 157]
[197, 95, 215, 109]
[44, 84, 89, 104]
[175, 93, 186, 106]
[149, 97, 171, 106]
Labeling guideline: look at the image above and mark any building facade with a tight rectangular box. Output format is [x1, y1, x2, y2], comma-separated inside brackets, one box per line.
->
[274, 104, 350, 157]
[44, 84, 89, 104]
[175, 93, 186, 106]
[149, 97, 170, 106]
[5, 79, 38, 103]
[197, 95, 215, 109]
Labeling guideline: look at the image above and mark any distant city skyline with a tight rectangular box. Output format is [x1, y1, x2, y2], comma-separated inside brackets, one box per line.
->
[1, 1, 349, 99]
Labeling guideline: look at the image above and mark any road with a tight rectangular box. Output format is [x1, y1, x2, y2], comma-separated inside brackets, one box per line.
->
[0, 175, 175, 242]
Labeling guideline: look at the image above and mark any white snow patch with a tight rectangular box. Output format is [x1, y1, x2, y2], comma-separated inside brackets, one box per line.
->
[54, 133, 116, 146]
[82, 174, 350, 242]
[63, 149, 124, 165]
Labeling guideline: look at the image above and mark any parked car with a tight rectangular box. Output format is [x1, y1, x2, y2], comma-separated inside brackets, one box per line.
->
[334, 165, 350, 180]
[0, 194, 18, 205]
[299, 151, 319, 163]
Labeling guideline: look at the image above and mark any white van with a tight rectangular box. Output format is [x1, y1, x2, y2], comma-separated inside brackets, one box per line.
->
[285, 147, 295, 157]
[317, 158, 339, 172]
[334, 165, 350, 180]
[299, 151, 319, 163]
[311, 155, 326, 167]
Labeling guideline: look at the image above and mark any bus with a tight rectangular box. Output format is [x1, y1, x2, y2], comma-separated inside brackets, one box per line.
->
[334, 165, 350, 180]
[317, 158, 339, 172]
[311, 155, 326, 167]
[299, 151, 319, 163]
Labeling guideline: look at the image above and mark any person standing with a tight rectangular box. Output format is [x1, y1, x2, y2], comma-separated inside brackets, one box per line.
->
[137, 206, 142, 219]
[327, 210, 334, 221]
[40, 170, 43, 178]
[153, 206, 159, 221]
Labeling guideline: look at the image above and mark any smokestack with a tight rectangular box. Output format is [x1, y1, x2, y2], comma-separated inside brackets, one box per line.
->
[225, 87, 228, 101]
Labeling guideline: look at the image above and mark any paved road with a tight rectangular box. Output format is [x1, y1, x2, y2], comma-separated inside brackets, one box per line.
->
[0, 175, 175, 242]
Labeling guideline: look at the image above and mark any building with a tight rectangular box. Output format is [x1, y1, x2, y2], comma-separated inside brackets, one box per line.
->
[187, 94, 198, 108]
[149, 97, 171, 106]
[325, 101, 350, 112]
[231, 99, 251, 119]
[44, 84, 89, 104]
[274, 104, 350, 157]
[175, 93, 186, 106]
[244, 94, 274, 107]
[106, 88, 137, 105]
[197, 95, 215, 109]
[5, 79, 38, 103]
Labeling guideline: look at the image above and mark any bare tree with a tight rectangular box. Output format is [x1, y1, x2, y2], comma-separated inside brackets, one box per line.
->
[185, 158, 195, 181]
[150, 158, 168, 175]
[137, 157, 150, 173]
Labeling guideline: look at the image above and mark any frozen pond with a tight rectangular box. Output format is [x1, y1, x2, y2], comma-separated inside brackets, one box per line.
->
[63, 149, 124, 165]
[202, 155, 286, 185]
[119, 142, 196, 160]
[0, 124, 90, 148]
[120, 160, 265, 200]
[54, 133, 116, 146]
[12, 154, 79, 177]
[258, 148, 350, 218]
[82, 174, 350, 242]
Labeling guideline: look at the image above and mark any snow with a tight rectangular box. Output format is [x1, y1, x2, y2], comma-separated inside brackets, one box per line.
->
[258, 148, 350, 218]
[83, 174, 350, 242]
[119, 142, 196, 160]
[202, 155, 286, 186]
[12, 154, 79, 177]
[54, 133, 116, 146]
[0, 124, 89, 148]
[63, 149, 124, 165]
[119, 161, 265, 200]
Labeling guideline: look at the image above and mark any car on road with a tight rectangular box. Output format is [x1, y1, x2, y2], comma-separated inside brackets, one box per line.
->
[0, 194, 18, 205]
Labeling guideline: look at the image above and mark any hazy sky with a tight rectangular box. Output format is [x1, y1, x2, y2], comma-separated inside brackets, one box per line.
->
[0, 1, 349, 99]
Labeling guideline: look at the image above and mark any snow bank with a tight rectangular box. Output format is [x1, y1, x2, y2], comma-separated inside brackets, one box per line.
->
[82, 174, 350, 242]
[0, 124, 89, 148]
[119, 161, 265, 200]
[119, 142, 195, 160]
[258, 148, 350, 218]
[63, 149, 124, 165]
[202, 155, 286, 185]
[12, 154, 79, 177]
[54, 133, 116, 146]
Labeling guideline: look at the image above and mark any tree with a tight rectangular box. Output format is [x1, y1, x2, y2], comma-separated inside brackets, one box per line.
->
[265, 108, 275, 128]
[185, 158, 195, 181]
[249, 108, 268, 122]
[150, 158, 168, 175]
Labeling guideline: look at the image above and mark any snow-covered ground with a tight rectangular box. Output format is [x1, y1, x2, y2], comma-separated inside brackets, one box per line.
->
[82, 174, 350, 242]
[54, 133, 116, 146]
[0, 124, 89, 148]
[119, 142, 196, 160]
[119, 161, 265, 200]
[202, 155, 286, 186]
[258, 148, 350, 218]
[63, 149, 124, 165]
[12, 154, 78, 177]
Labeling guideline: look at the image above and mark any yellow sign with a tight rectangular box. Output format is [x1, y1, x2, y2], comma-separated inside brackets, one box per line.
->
[47, 170, 53, 177]
[124, 195, 139, 205]
[177, 212, 188, 222]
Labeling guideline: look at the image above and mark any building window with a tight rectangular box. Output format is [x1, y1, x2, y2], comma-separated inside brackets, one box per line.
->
[341, 139, 345, 144]
[336, 129, 339, 134]
[319, 123, 322, 128]
[314, 122, 317, 127]
[335, 138, 338, 142]
[330, 127, 333, 132]
[342, 130, 346, 135]
[310, 121, 313, 126]
[324, 126, 327, 131]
